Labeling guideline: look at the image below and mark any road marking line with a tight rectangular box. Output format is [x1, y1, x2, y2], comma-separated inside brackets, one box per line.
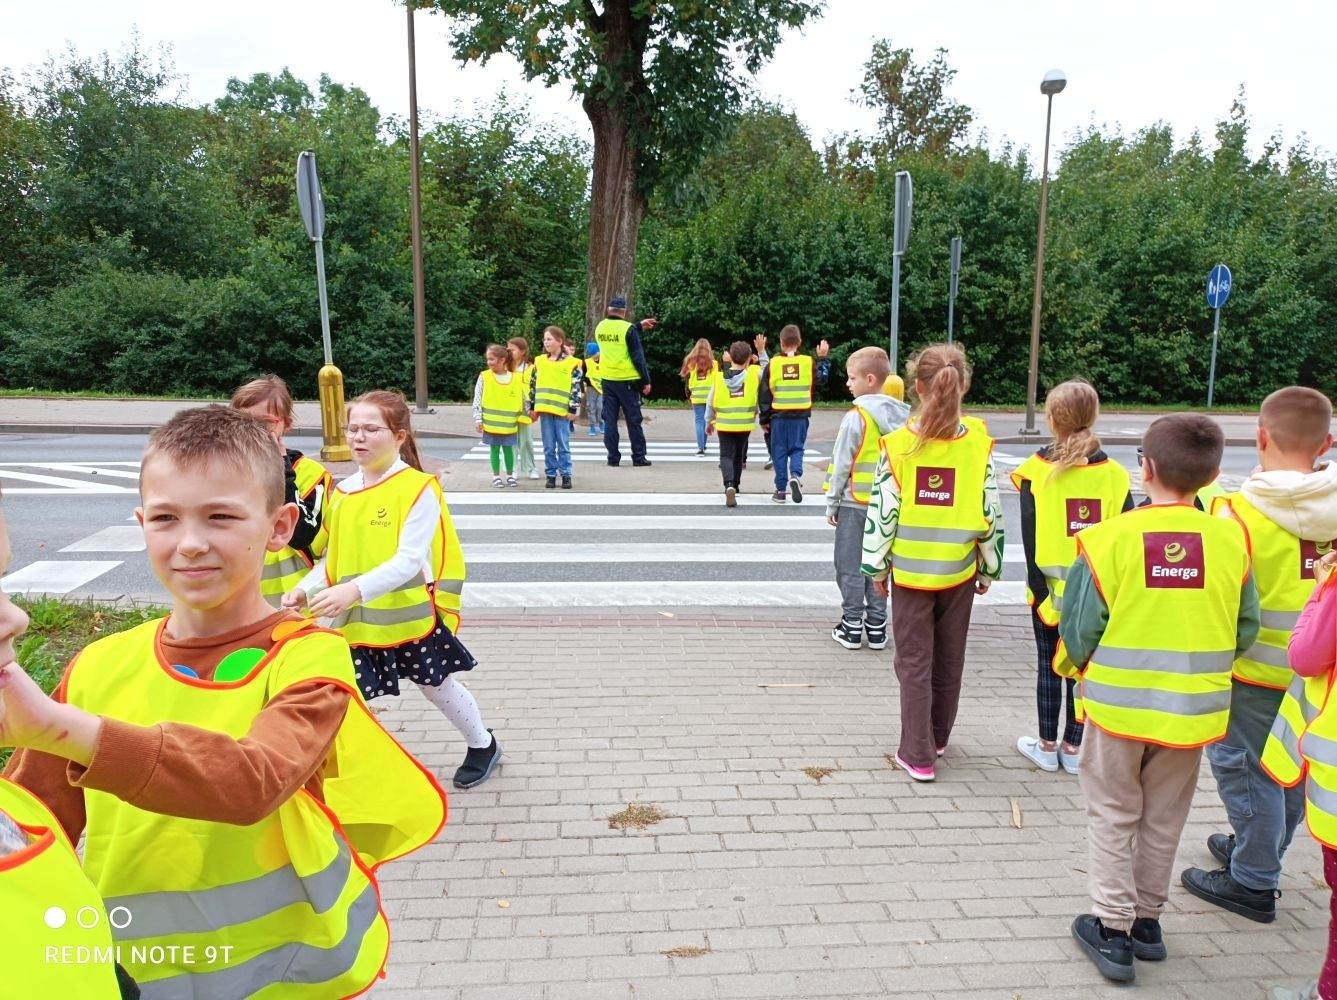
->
[2, 560, 123, 595]
[60, 526, 146, 553]
[459, 581, 1027, 608]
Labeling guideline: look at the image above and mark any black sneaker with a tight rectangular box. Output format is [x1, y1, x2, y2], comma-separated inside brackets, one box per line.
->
[789, 477, 803, 503]
[545, 476, 557, 489]
[632, 458, 653, 467]
[453, 731, 500, 789]
[1181, 866, 1278, 922]
[770, 491, 787, 504]
[1208, 832, 1236, 866]
[831, 620, 862, 649]
[1071, 914, 1134, 982]
[561, 475, 572, 489]
[864, 621, 888, 650]
[1130, 917, 1167, 961]
[607, 459, 620, 467]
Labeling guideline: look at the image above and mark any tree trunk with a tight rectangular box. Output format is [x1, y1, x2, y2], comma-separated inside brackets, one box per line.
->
[583, 93, 646, 339]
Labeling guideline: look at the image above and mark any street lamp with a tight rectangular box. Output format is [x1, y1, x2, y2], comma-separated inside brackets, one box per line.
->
[1021, 68, 1067, 436]
[406, 0, 431, 414]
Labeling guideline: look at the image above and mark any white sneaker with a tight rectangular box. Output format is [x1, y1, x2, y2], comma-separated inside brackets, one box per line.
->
[1016, 736, 1059, 772]
[528, 470, 540, 480]
[1059, 745, 1081, 774]
[1267, 983, 1319, 1000]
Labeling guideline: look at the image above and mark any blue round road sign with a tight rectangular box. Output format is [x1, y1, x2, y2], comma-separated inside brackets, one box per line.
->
[1206, 264, 1232, 309]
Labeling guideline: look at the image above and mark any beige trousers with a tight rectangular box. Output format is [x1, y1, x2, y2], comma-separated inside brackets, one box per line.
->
[1079, 722, 1202, 931]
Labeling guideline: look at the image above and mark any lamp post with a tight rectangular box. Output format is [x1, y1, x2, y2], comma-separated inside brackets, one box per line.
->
[1021, 68, 1066, 436]
[406, 0, 431, 414]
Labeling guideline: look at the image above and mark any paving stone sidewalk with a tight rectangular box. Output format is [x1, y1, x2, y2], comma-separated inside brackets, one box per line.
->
[370, 607, 1328, 1000]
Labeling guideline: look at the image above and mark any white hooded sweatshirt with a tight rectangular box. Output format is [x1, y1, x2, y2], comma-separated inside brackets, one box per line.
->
[1239, 461, 1337, 542]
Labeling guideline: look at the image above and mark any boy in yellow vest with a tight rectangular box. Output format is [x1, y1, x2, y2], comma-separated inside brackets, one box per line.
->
[1057, 413, 1259, 983]
[758, 324, 830, 503]
[823, 346, 908, 650]
[705, 340, 762, 508]
[1181, 387, 1337, 922]
[1, 406, 446, 997]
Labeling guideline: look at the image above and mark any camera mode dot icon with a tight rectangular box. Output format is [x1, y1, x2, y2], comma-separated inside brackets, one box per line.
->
[44, 906, 67, 929]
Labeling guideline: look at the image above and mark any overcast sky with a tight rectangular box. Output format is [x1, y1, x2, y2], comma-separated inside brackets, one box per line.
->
[4, 0, 1334, 162]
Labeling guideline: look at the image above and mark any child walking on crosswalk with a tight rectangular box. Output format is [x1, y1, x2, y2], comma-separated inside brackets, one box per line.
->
[474, 344, 525, 488]
[529, 325, 583, 490]
[286, 390, 501, 789]
[508, 337, 539, 481]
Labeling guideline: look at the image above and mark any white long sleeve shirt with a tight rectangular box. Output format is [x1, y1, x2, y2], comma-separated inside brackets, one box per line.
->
[298, 459, 442, 603]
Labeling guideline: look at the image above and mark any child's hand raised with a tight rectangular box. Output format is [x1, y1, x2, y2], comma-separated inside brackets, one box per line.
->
[816, 339, 830, 358]
[308, 582, 362, 620]
[0, 662, 99, 764]
[1317, 550, 1337, 586]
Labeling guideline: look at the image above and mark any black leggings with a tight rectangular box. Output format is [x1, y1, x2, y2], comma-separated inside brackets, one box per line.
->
[718, 431, 750, 489]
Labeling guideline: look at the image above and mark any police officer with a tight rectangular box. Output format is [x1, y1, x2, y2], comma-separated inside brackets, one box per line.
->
[594, 295, 657, 467]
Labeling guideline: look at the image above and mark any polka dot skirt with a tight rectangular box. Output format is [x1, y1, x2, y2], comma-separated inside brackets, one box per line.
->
[350, 616, 478, 701]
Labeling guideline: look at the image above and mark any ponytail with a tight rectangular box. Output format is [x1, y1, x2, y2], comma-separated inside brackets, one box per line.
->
[1043, 380, 1102, 472]
[906, 344, 970, 453]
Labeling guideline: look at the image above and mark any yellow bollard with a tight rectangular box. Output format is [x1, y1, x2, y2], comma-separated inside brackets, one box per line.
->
[883, 373, 905, 401]
[318, 364, 353, 462]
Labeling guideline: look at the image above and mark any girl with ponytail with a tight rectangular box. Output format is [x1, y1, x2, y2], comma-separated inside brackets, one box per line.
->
[861, 343, 1004, 782]
[1011, 379, 1133, 774]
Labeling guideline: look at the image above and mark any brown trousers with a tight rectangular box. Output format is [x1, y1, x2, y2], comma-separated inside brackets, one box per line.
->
[890, 580, 976, 768]
[1079, 722, 1202, 931]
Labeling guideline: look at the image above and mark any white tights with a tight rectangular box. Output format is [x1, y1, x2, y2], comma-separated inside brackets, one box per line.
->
[416, 676, 491, 748]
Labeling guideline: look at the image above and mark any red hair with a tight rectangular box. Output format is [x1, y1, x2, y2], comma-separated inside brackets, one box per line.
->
[349, 390, 423, 471]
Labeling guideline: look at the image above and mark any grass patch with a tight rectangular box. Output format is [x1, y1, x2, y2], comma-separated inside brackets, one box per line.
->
[607, 802, 668, 832]
[802, 766, 838, 784]
[2, 598, 166, 769]
[662, 944, 712, 959]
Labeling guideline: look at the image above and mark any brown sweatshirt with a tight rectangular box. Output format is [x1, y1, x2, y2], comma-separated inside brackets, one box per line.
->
[2, 610, 350, 843]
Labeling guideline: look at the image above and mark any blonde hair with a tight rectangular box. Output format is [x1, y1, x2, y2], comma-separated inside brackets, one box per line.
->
[230, 375, 295, 429]
[506, 337, 530, 367]
[906, 344, 970, 452]
[1044, 379, 1102, 471]
[143, 405, 284, 510]
[847, 346, 891, 383]
[349, 390, 424, 471]
[542, 325, 568, 349]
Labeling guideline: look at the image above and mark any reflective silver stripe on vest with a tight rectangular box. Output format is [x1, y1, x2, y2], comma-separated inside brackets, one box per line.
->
[772, 386, 811, 401]
[1240, 639, 1291, 669]
[1269, 710, 1303, 768]
[1307, 774, 1337, 819]
[897, 525, 982, 544]
[715, 403, 753, 429]
[435, 578, 464, 595]
[1304, 731, 1337, 768]
[1082, 678, 1231, 717]
[1092, 646, 1235, 675]
[480, 406, 518, 419]
[534, 387, 571, 408]
[1259, 609, 1301, 632]
[892, 551, 977, 577]
[343, 602, 433, 628]
[107, 836, 352, 941]
[136, 880, 379, 1000]
[262, 553, 308, 582]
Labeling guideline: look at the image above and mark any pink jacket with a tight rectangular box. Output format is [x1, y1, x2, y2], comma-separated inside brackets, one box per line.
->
[1291, 575, 1337, 678]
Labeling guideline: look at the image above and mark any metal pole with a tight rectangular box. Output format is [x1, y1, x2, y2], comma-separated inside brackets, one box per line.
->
[1207, 305, 1221, 407]
[1022, 92, 1055, 436]
[407, 0, 430, 413]
[889, 251, 901, 375]
[314, 238, 333, 367]
[946, 248, 956, 346]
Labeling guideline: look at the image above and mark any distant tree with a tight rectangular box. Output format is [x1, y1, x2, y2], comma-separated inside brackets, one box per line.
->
[418, 0, 822, 337]
[846, 39, 974, 163]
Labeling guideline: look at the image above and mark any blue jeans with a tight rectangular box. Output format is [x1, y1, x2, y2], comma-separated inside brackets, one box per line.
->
[1206, 679, 1306, 890]
[770, 416, 809, 493]
[602, 380, 647, 464]
[693, 404, 707, 452]
[539, 413, 573, 477]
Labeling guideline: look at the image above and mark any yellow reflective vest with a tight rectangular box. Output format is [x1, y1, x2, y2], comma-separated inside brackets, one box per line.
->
[711, 367, 760, 433]
[262, 455, 332, 609]
[64, 618, 448, 997]
[0, 777, 122, 998]
[1218, 493, 1335, 690]
[479, 369, 524, 435]
[768, 354, 814, 411]
[593, 318, 639, 381]
[1010, 452, 1131, 626]
[533, 354, 582, 416]
[1072, 503, 1249, 747]
[326, 467, 467, 643]
[584, 354, 603, 394]
[1261, 575, 1337, 845]
[686, 361, 717, 405]
[823, 406, 889, 505]
[882, 422, 993, 590]
[513, 362, 533, 426]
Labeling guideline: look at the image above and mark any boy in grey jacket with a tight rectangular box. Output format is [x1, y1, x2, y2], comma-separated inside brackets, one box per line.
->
[824, 347, 910, 649]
